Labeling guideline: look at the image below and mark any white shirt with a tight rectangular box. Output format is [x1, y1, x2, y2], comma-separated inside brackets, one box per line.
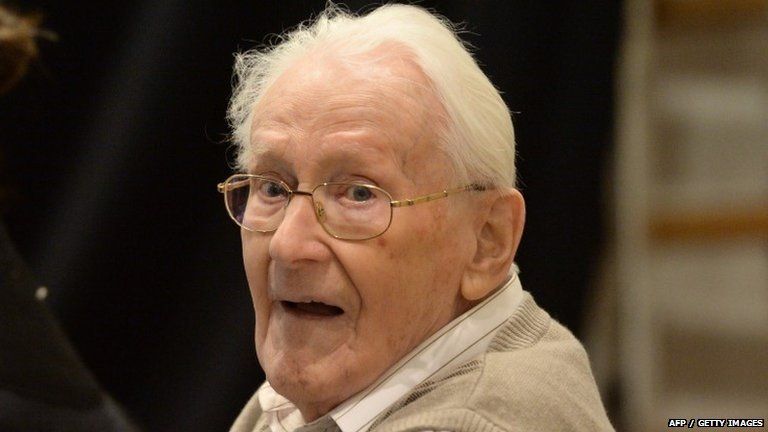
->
[257, 275, 524, 432]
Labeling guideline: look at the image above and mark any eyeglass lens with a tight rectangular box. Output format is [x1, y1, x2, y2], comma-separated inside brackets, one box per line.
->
[224, 175, 392, 240]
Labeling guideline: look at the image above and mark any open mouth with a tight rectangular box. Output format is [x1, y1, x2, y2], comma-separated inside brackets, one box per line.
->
[282, 301, 344, 317]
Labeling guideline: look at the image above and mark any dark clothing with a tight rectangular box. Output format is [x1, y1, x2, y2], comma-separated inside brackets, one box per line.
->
[0, 222, 137, 431]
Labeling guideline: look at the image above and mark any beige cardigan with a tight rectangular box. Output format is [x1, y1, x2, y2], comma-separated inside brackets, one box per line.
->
[231, 292, 614, 432]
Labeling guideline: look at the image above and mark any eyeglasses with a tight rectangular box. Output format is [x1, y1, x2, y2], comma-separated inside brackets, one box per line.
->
[217, 174, 486, 241]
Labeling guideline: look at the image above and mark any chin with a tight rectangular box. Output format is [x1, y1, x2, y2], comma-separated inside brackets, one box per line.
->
[266, 357, 354, 419]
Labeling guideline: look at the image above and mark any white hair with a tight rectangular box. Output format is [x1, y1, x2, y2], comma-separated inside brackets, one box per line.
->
[227, 3, 517, 189]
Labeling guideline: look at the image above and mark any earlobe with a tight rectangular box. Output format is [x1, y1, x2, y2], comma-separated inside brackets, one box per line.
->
[460, 189, 525, 301]
[460, 272, 488, 301]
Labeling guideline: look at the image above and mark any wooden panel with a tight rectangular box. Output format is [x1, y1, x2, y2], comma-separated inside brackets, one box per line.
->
[656, 0, 768, 28]
[650, 205, 768, 242]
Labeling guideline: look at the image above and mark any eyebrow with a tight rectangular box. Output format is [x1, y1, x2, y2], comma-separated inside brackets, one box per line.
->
[245, 150, 292, 176]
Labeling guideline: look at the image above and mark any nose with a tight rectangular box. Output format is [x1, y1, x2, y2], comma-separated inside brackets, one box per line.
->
[268, 191, 330, 265]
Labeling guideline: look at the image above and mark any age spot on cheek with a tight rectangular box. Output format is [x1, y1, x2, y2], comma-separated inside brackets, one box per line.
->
[375, 237, 398, 260]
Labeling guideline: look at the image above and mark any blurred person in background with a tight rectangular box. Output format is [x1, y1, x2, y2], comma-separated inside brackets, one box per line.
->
[0, 4, 137, 430]
[223, 4, 613, 431]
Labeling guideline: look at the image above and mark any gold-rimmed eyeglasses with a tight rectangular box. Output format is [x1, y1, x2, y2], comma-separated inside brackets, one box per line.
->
[217, 174, 486, 241]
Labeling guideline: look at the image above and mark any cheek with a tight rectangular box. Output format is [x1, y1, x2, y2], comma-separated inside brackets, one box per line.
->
[414, 207, 454, 261]
[407, 208, 468, 295]
[241, 233, 271, 335]
[241, 236, 262, 294]
[383, 208, 457, 299]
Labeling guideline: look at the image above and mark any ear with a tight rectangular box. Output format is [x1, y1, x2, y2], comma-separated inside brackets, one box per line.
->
[460, 188, 525, 301]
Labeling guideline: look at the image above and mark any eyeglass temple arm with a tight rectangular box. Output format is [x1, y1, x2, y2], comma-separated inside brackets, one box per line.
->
[217, 179, 251, 193]
[390, 184, 487, 208]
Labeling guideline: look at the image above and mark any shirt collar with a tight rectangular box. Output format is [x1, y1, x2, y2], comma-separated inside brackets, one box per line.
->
[257, 275, 524, 432]
[257, 382, 307, 432]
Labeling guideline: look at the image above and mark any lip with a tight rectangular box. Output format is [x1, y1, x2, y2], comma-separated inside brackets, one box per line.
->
[276, 292, 345, 309]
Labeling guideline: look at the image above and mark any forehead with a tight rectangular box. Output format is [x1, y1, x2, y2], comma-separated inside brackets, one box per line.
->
[246, 46, 448, 181]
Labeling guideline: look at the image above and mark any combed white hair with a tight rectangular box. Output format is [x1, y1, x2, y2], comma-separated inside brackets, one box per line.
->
[228, 3, 516, 188]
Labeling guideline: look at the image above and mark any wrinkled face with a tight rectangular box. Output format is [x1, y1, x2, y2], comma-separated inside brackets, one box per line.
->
[242, 49, 478, 420]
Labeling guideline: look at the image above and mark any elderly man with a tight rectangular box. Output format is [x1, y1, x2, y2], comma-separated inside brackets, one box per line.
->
[221, 4, 613, 431]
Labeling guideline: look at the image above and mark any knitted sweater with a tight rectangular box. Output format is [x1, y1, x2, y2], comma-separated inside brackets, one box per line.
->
[231, 292, 614, 432]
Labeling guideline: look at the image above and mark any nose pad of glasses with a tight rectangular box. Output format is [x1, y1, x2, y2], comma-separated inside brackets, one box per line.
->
[314, 201, 326, 222]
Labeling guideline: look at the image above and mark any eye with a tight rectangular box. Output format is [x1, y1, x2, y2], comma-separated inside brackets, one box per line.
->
[345, 185, 374, 202]
[258, 180, 289, 199]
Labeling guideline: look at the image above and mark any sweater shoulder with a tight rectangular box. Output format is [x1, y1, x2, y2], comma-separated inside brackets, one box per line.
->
[470, 319, 613, 430]
[373, 293, 613, 432]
